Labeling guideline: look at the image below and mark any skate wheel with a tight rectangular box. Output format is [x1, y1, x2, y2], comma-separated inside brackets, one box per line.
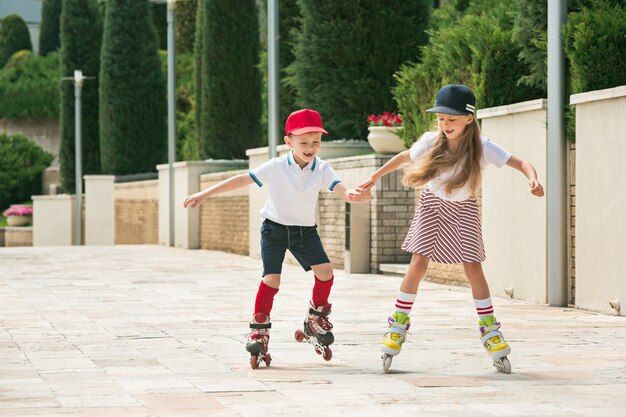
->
[322, 347, 332, 361]
[264, 352, 272, 367]
[382, 354, 393, 373]
[314, 347, 322, 355]
[494, 356, 511, 374]
[294, 329, 305, 343]
[250, 355, 259, 369]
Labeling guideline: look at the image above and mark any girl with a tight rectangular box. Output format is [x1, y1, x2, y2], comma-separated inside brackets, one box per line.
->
[358, 84, 544, 373]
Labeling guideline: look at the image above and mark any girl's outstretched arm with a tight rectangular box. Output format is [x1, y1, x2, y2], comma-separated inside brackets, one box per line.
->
[505, 155, 545, 197]
[183, 173, 254, 208]
[357, 149, 412, 191]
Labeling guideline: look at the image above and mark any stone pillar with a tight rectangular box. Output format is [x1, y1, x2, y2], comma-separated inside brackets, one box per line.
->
[157, 160, 247, 249]
[84, 175, 115, 245]
[32, 195, 77, 246]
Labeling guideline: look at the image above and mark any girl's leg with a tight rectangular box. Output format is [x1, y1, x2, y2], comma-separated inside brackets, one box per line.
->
[400, 253, 430, 293]
[463, 262, 495, 318]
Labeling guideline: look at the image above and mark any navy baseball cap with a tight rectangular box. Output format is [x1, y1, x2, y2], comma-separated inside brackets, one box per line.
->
[426, 84, 476, 115]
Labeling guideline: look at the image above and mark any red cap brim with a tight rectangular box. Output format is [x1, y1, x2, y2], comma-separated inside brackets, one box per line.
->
[288, 126, 328, 136]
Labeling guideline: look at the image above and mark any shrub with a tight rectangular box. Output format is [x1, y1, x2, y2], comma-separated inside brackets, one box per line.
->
[393, 1, 542, 144]
[0, 14, 33, 68]
[564, 0, 626, 94]
[60, 0, 103, 193]
[290, 0, 431, 140]
[0, 133, 54, 211]
[39, 0, 62, 56]
[0, 50, 59, 119]
[99, 0, 167, 176]
[197, 0, 262, 159]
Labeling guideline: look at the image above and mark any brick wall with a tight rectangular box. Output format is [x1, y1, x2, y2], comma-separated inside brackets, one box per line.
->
[115, 199, 158, 244]
[199, 171, 249, 256]
[318, 190, 345, 268]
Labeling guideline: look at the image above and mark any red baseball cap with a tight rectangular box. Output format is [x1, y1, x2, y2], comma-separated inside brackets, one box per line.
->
[285, 109, 328, 136]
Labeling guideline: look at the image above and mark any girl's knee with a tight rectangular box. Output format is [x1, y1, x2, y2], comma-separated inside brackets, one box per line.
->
[409, 254, 429, 276]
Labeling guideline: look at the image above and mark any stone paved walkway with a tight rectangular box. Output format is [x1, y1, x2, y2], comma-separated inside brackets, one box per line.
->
[1, 245, 625, 416]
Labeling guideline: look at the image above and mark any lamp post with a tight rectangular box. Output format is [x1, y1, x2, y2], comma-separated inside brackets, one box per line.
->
[167, 0, 176, 247]
[61, 70, 92, 245]
[267, 0, 279, 158]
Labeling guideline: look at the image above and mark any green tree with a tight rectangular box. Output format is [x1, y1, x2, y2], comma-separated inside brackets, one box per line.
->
[197, 0, 262, 159]
[0, 14, 33, 68]
[99, 0, 167, 175]
[291, 0, 431, 140]
[175, 0, 198, 54]
[0, 134, 54, 211]
[151, 2, 167, 50]
[39, 0, 62, 56]
[60, 0, 103, 193]
[193, 0, 205, 157]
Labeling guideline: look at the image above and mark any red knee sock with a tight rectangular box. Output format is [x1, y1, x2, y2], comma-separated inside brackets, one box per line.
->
[254, 280, 279, 316]
[312, 275, 334, 307]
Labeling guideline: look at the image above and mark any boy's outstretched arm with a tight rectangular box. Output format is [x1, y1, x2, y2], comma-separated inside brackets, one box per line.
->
[505, 155, 545, 197]
[357, 149, 411, 191]
[183, 173, 254, 208]
[332, 182, 371, 203]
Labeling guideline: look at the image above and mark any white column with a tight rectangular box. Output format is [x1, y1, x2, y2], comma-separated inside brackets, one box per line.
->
[32, 195, 77, 246]
[84, 175, 115, 245]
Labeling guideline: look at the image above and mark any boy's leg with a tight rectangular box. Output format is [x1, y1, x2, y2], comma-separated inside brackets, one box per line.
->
[463, 262, 511, 359]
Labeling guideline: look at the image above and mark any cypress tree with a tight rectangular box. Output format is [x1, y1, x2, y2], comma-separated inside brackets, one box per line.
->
[198, 0, 262, 159]
[193, 0, 205, 158]
[0, 14, 33, 68]
[60, 0, 103, 193]
[175, 0, 198, 54]
[292, 1, 431, 140]
[99, 0, 167, 175]
[151, 2, 167, 50]
[39, 0, 62, 56]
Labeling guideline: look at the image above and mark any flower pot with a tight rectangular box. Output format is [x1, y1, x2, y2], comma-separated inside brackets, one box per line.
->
[6, 215, 31, 227]
[367, 126, 407, 154]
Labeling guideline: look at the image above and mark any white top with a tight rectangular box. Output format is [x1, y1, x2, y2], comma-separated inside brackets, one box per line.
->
[409, 131, 512, 201]
[249, 151, 342, 226]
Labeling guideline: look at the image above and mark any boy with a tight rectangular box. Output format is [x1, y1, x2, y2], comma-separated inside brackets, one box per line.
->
[183, 109, 370, 368]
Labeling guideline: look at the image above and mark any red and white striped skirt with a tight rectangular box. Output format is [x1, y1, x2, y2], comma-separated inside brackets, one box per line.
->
[401, 189, 486, 264]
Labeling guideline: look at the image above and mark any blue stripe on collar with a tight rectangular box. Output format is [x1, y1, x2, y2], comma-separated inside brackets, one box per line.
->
[311, 157, 317, 171]
[287, 151, 293, 165]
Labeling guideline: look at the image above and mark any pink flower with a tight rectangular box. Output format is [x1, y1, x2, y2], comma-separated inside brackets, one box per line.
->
[366, 112, 403, 127]
[3, 205, 33, 217]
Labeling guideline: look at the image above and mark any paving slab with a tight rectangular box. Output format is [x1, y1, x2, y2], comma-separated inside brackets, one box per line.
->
[0, 245, 625, 416]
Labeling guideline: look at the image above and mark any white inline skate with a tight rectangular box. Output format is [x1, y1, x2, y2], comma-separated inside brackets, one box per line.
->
[381, 312, 410, 373]
[479, 316, 511, 374]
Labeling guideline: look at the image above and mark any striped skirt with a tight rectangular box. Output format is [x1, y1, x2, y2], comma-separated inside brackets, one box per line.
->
[401, 189, 486, 264]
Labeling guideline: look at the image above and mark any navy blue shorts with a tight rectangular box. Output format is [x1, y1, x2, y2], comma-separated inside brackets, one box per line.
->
[260, 219, 330, 276]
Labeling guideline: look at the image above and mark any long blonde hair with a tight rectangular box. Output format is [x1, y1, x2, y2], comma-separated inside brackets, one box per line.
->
[403, 119, 483, 195]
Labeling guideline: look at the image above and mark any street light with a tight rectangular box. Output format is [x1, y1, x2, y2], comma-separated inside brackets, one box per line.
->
[61, 70, 94, 245]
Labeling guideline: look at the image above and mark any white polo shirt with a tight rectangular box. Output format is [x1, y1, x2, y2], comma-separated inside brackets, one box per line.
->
[249, 151, 342, 226]
[409, 131, 512, 201]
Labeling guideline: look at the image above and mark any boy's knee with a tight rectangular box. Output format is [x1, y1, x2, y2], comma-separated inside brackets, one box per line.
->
[312, 263, 333, 280]
[263, 274, 281, 288]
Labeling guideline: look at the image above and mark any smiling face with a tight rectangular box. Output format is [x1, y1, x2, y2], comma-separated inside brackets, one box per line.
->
[284, 131, 322, 167]
[437, 113, 474, 141]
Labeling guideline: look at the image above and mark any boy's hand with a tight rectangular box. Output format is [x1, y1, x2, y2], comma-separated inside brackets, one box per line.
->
[357, 177, 376, 192]
[529, 179, 544, 197]
[346, 188, 371, 203]
[183, 192, 205, 209]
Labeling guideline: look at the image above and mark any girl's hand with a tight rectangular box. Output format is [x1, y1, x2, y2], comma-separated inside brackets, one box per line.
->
[183, 192, 205, 208]
[529, 179, 544, 197]
[357, 177, 376, 192]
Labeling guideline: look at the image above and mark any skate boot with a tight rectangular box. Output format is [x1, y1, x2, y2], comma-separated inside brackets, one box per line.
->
[381, 312, 411, 373]
[245, 312, 272, 369]
[294, 301, 333, 361]
[479, 315, 511, 374]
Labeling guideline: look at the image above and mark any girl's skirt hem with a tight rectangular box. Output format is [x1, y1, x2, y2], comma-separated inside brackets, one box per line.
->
[401, 189, 486, 264]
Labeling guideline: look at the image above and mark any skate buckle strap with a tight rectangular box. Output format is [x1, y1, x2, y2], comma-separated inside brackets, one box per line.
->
[481, 330, 503, 344]
[388, 316, 411, 331]
[309, 307, 331, 317]
[249, 322, 272, 329]
[383, 326, 407, 338]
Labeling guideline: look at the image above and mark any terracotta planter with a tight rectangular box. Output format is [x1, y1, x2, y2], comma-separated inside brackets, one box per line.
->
[6, 215, 31, 227]
[367, 126, 407, 154]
